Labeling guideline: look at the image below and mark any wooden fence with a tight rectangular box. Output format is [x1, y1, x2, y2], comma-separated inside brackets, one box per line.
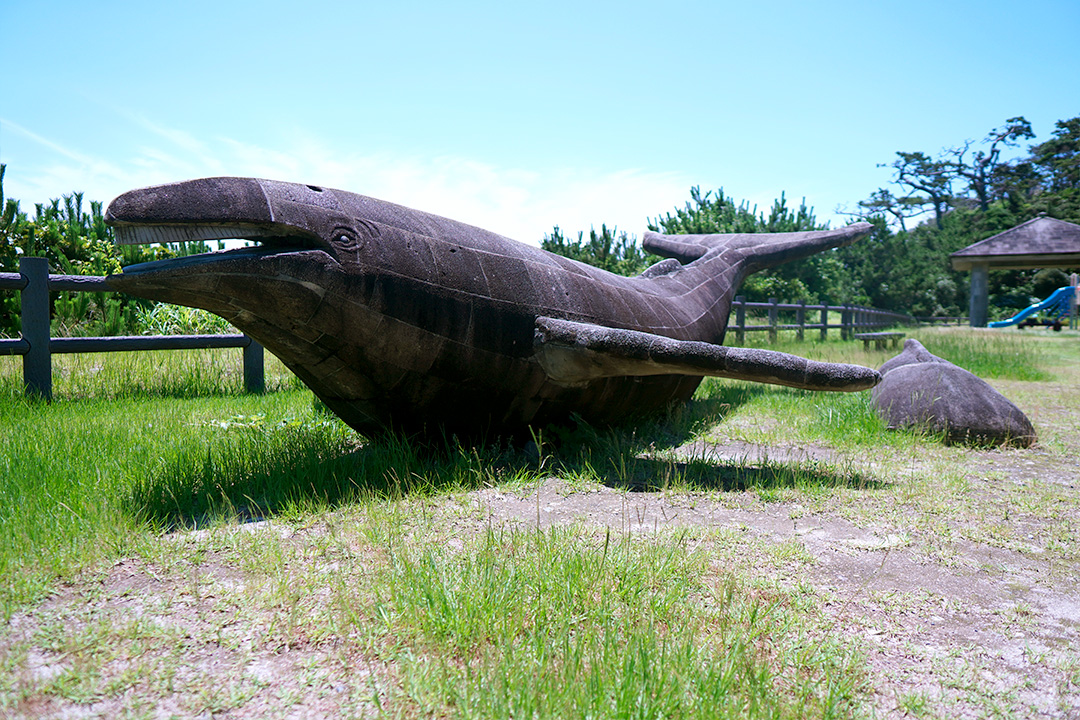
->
[728, 295, 915, 342]
[0, 257, 264, 400]
[1, 257, 917, 400]
[914, 316, 970, 326]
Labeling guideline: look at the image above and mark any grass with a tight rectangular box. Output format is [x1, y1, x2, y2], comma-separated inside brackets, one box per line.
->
[365, 524, 864, 718]
[1, 326, 1078, 718]
[905, 328, 1052, 381]
[732, 323, 1054, 381]
[2, 344, 304, 400]
[2, 513, 868, 718]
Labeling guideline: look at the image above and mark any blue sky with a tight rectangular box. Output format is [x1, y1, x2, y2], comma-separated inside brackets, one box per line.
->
[2, 0, 1077, 244]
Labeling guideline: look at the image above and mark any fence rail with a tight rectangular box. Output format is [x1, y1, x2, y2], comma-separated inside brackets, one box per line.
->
[728, 296, 916, 342]
[914, 316, 969, 326]
[1, 257, 264, 400]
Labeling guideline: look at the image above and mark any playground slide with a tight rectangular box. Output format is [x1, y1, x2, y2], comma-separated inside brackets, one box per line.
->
[989, 286, 1076, 328]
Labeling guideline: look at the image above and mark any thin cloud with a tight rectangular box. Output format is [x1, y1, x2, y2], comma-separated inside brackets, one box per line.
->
[1, 117, 133, 203]
[1, 118, 97, 166]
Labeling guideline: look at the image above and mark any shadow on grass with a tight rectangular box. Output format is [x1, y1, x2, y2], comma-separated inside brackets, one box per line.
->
[562, 453, 887, 495]
[127, 388, 884, 530]
[125, 424, 536, 530]
[540, 383, 779, 455]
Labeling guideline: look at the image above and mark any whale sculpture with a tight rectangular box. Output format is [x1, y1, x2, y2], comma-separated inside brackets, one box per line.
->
[104, 177, 879, 438]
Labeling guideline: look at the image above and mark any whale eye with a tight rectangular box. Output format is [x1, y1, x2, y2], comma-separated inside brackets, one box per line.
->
[332, 228, 363, 252]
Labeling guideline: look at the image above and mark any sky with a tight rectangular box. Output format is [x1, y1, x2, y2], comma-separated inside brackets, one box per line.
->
[1, 0, 1078, 245]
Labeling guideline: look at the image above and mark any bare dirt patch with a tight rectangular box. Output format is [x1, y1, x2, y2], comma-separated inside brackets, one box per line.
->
[2, 547, 379, 719]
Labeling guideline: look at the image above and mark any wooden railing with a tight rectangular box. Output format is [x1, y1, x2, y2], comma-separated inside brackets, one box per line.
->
[914, 316, 969, 326]
[0, 257, 264, 400]
[728, 295, 916, 342]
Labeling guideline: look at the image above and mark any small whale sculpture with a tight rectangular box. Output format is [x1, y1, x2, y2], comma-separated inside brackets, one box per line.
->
[104, 177, 879, 438]
[872, 339, 1036, 447]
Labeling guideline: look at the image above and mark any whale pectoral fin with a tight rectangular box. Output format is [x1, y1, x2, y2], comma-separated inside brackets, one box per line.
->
[534, 317, 880, 392]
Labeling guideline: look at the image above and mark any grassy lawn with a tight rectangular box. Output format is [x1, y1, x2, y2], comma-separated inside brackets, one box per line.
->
[1, 327, 1078, 718]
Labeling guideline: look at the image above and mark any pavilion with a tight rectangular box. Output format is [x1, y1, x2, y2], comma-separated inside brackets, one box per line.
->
[950, 215, 1080, 326]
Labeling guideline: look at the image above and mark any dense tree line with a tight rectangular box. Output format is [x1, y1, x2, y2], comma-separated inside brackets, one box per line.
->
[545, 114, 1080, 318]
[0, 164, 220, 336]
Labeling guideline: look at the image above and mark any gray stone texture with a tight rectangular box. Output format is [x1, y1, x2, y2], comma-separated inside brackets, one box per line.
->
[872, 339, 1036, 447]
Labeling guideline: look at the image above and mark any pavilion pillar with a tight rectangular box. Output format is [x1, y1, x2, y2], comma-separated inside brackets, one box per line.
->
[969, 262, 989, 327]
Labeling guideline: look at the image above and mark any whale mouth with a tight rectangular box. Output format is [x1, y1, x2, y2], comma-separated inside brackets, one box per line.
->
[111, 222, 322, 276]
[105, 176, 335, 275]
[112, 221, 311, 249]
[102, 218, 335, 323]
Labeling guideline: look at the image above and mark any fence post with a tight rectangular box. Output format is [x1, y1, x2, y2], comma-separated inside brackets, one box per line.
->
[20, 257, 52, 400]
[841, 305, 852, 341]
[734, 295, 745, 343]
[768, 298, 778, 343]
[796, 300, 805, 342]
[243, 337, 265, 394]
[820, 305, 828, 341]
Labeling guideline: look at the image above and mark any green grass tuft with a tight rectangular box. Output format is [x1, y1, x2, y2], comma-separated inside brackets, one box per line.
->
[912, 330, 1052, 381]
[368, 525, 865, 719]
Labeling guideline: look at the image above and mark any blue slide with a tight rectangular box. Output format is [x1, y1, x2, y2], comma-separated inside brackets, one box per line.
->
[989, 286, 1076, 328]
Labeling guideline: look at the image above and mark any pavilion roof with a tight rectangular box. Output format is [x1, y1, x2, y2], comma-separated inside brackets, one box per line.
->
[950, 216, 1080, 270]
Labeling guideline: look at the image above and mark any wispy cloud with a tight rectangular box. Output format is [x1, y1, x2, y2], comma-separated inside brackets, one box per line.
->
[1, 117, 134, 206]
[1, 118, 98, 166]
[1, 117, 693, 243]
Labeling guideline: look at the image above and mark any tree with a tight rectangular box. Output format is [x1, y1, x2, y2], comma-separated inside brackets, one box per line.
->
[839, 187, 925, 231]
[648, 186, 771, 235]
[0, 164, 24, 272]
[543, 187, 855, 303]
[0, 165, 217, 337]
[541, 225, 656, 276]
[1030, 116, 1080, 192]
[989, 159, 1042, 212]
[852, 117, 1036, 230]
[648, 187, 861, 303]
[647, 186, 823, 235]
[544, 113, 1080, 319]
[947, 116, 1034, 211]
[885, 151, 955, 229]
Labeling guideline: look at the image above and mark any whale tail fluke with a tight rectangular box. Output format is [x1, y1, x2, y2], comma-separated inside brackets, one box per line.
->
[642, 222, 872, 273]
